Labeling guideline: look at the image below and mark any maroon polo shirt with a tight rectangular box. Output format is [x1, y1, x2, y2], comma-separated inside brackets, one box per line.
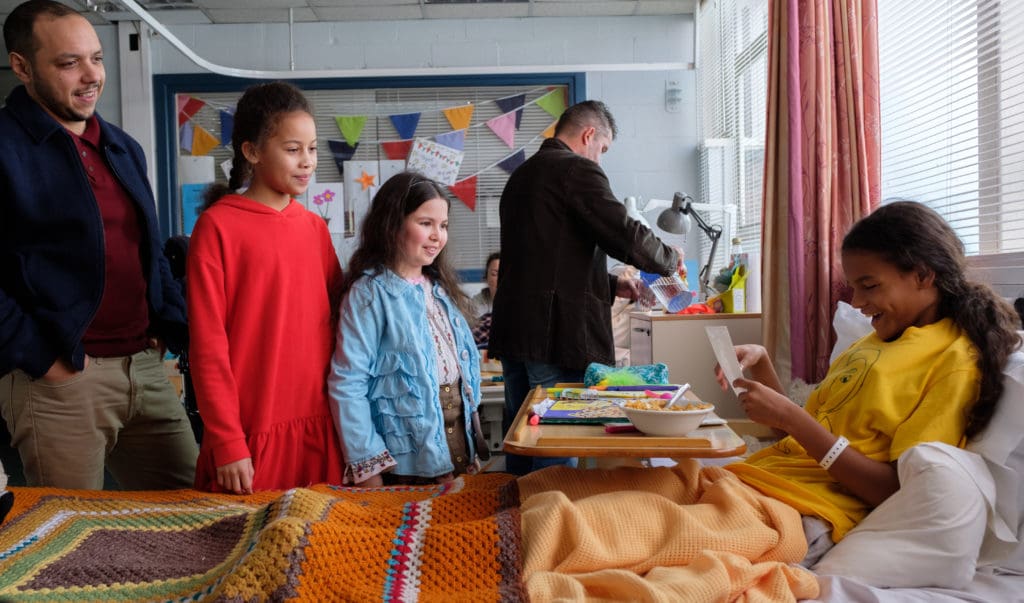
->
[71, 117, 150, 357]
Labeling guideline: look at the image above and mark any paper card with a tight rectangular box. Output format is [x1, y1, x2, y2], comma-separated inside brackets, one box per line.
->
[378, 159, 407, 185]
[307, 181, 345, 235]
[485, 197, 500, 229]
[181, 183, 205, 235]
[406, 137, 463, 185]
[178, 155, 214, 185]
[705, 325, 746, 394]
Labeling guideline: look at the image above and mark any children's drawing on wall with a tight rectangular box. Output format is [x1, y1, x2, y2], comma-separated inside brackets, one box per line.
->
[178, 156, 215, 235]
[326, 160, 390, 266]
[407, 137, 464, 186]
[305, 180, 345, 235]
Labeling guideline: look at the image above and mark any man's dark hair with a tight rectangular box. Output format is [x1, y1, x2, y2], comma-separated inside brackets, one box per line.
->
[554, 99, 618, 140]
[3, 0, 78, 58]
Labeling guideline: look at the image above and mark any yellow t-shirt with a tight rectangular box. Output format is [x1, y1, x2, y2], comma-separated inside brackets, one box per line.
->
[727, 318, 980, 541]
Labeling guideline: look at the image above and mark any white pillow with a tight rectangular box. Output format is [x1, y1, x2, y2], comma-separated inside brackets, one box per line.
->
[829, 301, 873, 365]
[968, 343, 1024, 572]
[812, 443, 990, 589]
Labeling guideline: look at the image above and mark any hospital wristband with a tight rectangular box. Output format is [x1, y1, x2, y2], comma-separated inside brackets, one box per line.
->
[818, 436, 849, 470]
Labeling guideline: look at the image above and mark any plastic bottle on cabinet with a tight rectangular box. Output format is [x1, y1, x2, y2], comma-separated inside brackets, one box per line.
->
[639, 270, 693, 313]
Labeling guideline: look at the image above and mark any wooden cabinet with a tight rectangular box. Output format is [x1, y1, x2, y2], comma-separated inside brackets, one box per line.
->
[629, 312, 762, 419]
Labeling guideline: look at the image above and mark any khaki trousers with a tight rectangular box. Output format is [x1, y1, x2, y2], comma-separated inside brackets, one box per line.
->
[0, 347, 198, 490]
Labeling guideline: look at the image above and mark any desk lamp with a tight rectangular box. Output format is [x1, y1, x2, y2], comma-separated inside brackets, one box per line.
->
[631, 192, 723, 298]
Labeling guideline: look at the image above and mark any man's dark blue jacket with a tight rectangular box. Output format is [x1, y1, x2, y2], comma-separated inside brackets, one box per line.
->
[0, 85, 186, 379]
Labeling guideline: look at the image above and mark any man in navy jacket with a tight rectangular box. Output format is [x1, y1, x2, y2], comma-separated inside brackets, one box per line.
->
[0, 0, 197, 489]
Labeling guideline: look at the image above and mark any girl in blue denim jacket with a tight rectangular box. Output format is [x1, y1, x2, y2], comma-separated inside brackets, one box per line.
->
[328, 172, 485, 486]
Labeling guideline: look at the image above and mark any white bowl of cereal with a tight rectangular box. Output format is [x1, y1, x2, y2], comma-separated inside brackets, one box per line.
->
[620, 398, 714, 437]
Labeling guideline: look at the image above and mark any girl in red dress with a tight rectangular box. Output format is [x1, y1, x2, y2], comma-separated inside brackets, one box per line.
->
[187, 82, 344, 493]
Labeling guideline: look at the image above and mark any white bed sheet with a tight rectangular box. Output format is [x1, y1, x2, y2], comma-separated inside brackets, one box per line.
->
[807, 571, 1024, 603]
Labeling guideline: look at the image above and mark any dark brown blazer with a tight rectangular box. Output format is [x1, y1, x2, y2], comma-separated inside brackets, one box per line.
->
[488, 137, 678, 370]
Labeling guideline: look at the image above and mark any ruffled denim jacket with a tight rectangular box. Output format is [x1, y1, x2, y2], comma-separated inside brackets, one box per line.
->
[328, 268, 482, 483]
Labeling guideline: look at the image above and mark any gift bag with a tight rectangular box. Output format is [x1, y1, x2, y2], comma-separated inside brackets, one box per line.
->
[709, 264, 748, 313]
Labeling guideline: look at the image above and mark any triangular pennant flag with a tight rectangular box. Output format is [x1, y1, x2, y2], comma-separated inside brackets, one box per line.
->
[442, 104, 474, 131]
[191, 124, 220, 156]
[327, 140, 359, 175]
[494, 94, 525, 129]
[388, 112, 421, 140]
[536, 89, 567, 120]
[335, 115, 367, 147]
[219, 109, 234, 147]
[176, 95, 189, 115]
[178, 96, 205, 126]
[497, 149, 526, 174]
[380, 140, 414, 160]
[542, 121, 557, 138]
[434, 130, 465, 152]
[449, 176, 477, 211]
[485, 112, 516, 149]
[179, 120, 194, 153]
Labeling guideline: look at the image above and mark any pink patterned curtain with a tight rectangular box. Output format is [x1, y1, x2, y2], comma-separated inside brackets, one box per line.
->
[762, 0, 881, 384]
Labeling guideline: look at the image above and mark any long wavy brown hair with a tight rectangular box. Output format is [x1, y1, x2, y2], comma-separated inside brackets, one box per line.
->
[842, 201, 1021, 438]
[342, 171, 472, 318]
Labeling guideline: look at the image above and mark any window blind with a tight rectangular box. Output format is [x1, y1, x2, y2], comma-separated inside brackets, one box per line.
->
[878, 0, 1024, 256]
[697, 0, 768, 277]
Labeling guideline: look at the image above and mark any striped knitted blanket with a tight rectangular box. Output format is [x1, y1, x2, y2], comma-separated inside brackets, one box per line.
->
[0, 473, 523, 602]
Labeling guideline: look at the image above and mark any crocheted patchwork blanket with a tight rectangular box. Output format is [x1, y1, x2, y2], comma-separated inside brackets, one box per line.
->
[0, 473, 523, 602]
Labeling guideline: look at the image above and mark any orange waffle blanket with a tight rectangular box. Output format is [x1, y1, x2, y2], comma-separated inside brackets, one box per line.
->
[0, 474, 523, 602]
[518, 463, 821, 602]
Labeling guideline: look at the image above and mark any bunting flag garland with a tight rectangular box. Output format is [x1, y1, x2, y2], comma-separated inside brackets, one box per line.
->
[219, 110, 234, 147]
[191, 125, 220, 157]
[497, 149, 526, 174]
[388, 113, 421, 140]
[327, 140, 359, 175]
[180, 120, 194, 153]
[442, 105, 474, 131]
[178, 97, 205, 126]
[536, 89, 567, 120]
[494, 94, 525, 129]
[449, 176, 477, 211]
[335, 116, 367, 147]
[380, 139, 414, 161]
[486, 112, 517, 149]
[433, 130, 465, 152]
[175, 85, 569, 206]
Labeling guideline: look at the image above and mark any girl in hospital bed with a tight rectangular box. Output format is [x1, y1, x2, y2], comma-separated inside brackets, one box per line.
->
[327, 172, 486, 487]
[187, 82, 345, 494]
[719, 201, 1021, 558]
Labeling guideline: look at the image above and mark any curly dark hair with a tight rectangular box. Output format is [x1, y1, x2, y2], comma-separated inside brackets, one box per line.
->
[342, 171, 472, 318]
[842, 201, 1021, 438]
[202, 81, 312, 208]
